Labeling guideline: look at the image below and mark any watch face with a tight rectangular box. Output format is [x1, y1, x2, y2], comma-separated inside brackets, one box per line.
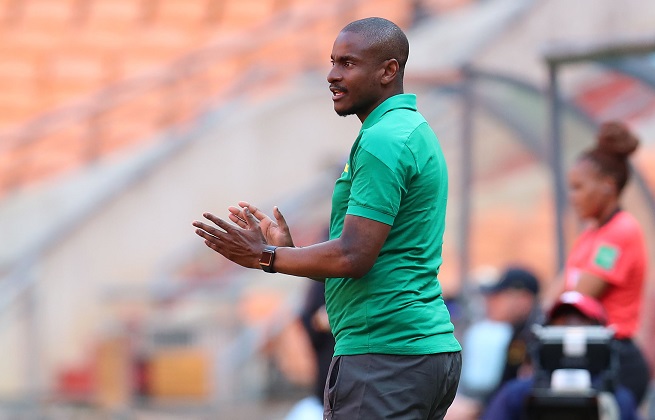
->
[260, 250, 274, 266]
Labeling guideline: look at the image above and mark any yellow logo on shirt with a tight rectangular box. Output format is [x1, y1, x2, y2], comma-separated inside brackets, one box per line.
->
[343, 163, 349, 173]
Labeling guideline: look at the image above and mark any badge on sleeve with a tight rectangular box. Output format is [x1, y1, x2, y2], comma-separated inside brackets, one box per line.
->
[594, 244, 619, 270]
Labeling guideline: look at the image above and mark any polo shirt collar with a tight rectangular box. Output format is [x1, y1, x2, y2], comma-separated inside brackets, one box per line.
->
[361, 94, 417, 130]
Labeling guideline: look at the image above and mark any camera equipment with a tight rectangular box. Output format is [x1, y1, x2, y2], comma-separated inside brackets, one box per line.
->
[524, 325, 619, 420]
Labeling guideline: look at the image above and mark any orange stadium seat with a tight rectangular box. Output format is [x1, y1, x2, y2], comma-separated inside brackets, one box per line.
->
[220, 0, 276, 31]
[83, 0, 142, 29]
[155, 0, 208, 24]
[0, 0, 435, 197]
[17, 0, 74, 31]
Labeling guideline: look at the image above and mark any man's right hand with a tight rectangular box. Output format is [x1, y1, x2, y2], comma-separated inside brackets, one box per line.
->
[228, 201, 295, 247]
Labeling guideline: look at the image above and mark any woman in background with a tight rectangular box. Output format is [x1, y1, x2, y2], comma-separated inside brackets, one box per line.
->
[562, 121, 650, 405]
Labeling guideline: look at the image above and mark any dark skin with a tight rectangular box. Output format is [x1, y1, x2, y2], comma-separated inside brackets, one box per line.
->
[545, 158, 618, 305]
[567, 158, 618, 297]
[328, 31, 403, 122]
[193, 30, 403, 279]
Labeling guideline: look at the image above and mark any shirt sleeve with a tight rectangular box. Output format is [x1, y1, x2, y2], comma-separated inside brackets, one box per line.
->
[583, 222, 639, 287]
[346, 148, 408, 226]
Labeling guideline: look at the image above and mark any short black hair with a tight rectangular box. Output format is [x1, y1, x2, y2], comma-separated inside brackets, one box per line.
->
[341, 17, 409, 74]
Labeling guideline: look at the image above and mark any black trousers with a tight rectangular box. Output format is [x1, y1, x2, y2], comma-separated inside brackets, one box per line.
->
[323, 352, 462, 420]
[615, 338, 651, 406]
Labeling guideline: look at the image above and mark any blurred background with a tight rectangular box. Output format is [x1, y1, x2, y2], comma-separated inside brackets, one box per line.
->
[0, 0, 654, 418]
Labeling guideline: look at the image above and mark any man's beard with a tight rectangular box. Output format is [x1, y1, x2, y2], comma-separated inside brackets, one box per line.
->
[335, 102, 366, 117]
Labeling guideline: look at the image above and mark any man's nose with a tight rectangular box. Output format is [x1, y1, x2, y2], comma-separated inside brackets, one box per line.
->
[327, 66, 340, 83]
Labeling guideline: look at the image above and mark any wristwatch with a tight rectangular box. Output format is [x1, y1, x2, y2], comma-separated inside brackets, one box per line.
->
[259, 245, 278, 273]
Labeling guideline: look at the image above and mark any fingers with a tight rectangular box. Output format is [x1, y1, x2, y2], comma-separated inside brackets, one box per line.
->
[243, 207, 259, 229]
[192, 220, 223, 240]
[194, 224, 218, 241]
[192, 214, 232, 241]
[194, 228, 228, 257]
[202, 212, 233, 231]
[271, 206, 295, 247]
[238, 201, 269, 222]
[273, 206, 289, 229]
[192, 211, 265, 268]
[228, 206, 248, 228]
[193, 221, 224, 252]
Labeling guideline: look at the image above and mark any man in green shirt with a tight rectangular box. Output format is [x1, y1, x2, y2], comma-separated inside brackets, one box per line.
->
[193, 17, 461, 419]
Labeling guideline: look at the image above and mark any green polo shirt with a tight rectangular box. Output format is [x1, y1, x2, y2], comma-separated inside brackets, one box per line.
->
[325, 94, 461, 356]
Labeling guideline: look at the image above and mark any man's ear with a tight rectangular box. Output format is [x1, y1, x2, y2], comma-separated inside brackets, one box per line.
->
[380, 59, 399, 86]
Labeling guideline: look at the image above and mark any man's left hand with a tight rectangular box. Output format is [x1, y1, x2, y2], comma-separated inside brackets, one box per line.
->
[193, 209, 266, 269]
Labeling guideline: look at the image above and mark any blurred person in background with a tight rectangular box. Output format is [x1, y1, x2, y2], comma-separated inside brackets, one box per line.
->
[193, 17, 461, 420]
[482, 291, 638, 420]
[480, 266, 543, 389]
[285, 276, 335, 420]
[546, 121, 650, 406]
[447, 266, 542, 419]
